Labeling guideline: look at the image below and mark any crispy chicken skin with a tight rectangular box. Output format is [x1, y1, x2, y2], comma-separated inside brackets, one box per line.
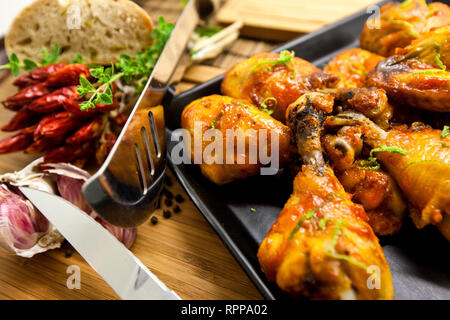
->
[367, 27, 450, 112]
[258, 93, 394, 300]
[378, 128, 450, 236]
[329, 87, 393, 130]
[324, 48, 384, 88]
[359, 0, 450, 57]
[221, 52, 338, 121]
[181, 95, 293, 185]
[328, 112, 450, 240]
[257, 165, 393, 299]
[322, 128, 407, 236]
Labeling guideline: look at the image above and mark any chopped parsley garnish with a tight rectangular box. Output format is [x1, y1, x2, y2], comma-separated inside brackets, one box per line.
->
[358, 145, 407, 171]
[288, 192, 339, 240]
[412, 69, 446, 75]
[250, 50, 295, 73]
[235, 101, 250, 108]
[260, 97, 276, 115]
[325, 220, 369, 270]
[441, 125, 449, 139]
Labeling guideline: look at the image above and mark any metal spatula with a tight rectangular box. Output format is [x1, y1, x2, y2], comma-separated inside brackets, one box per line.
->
[82, 0, 214, 227]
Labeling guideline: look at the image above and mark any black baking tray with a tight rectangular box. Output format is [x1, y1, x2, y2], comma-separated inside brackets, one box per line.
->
[164, 1, 450, 300]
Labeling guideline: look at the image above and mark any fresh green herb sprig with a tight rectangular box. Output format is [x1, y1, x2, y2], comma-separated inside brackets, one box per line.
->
[260, 97, 276, 115]
[78, 65, 123, 110]
[250, 50, 295, 73]
[288, 192, 339, 240]
[235, 101, 250, 108]
[115, 16, 174, 93]
[441, 125, 449, 139]
[412, 69, 446, 75]
[358, 145, 407, 171]
[77, 16, 174, 110]
[326, 220, 369, 270]
[0, 44, 62, 76]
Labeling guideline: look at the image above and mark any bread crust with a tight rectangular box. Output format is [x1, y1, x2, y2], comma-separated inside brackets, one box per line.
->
[5, 0, 153, 65]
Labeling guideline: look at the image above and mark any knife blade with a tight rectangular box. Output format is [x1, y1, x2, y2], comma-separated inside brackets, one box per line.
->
[19, 186, 180, 300]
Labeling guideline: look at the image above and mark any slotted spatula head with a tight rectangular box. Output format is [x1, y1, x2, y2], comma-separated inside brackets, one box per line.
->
[83, 0, 212, 227]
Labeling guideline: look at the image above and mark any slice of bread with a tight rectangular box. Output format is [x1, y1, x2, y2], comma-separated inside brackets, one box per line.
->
[5, 0, 153, 65]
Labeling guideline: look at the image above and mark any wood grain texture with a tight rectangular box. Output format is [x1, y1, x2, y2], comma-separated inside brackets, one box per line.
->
[0, 75, 262, 300]
[217, 0, 381, 41]
[0, 0, 380, 300]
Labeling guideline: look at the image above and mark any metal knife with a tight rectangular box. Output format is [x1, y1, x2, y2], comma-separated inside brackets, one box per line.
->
[19, 186, 181, 300]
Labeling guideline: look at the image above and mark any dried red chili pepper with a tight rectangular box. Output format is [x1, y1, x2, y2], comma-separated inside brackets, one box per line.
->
[26, 135, 65, 153]
[63, 97, 118, 117]
[34, 112, 85, 139]
[1, 108, 40, 132]
[0, 131, 34, 154]
[66, 117, 104, 144]
[13, 63, 67, 88]
[2, 83, 51, 111]
[44, 141, 93, 163]
[45, 64, 90, 88]
[28, 86, 79, 114]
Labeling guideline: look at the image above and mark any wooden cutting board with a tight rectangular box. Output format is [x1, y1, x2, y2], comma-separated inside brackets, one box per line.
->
[0, 0, 383, 300]
[216, 0, 380, 41]
[0, 74, 262, 300]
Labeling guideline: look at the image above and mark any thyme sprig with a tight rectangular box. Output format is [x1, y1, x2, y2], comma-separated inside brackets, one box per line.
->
[77, 16, 174, 110]
[0, 16, 174, 112]
[0, 44, 61, 76]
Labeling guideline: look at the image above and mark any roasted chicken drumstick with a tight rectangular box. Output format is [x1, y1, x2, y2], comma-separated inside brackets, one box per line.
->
[181, 95, 294, 185]
[359, 0, 450, 57]
[257, 93, 393, 299]
[221, 51, 338, 121]
[367, 26, 450, 112]
[327, 112, 450, 240]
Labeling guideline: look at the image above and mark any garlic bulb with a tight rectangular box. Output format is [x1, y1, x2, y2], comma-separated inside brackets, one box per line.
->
[0, 158, 138, 258]
[0, 158, 63, 258]
[42, 163, 92, 214]
[43, 162, 137, 249]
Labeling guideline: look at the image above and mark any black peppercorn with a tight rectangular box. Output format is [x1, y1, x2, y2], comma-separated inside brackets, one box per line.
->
[150, 216, 158, 225]
[173, 205, 181, 213]
[165, 190, 174, 199]
[163, 210, 172, 219]
[165, 198, 173, 207]
[175, 194, 184, 203]
[65, 249, 73, 258]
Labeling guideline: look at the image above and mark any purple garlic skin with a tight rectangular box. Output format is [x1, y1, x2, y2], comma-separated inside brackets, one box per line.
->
[43, 162, 137, 249]
[0, 185, 49, 250]
[96, 217, 137, 249]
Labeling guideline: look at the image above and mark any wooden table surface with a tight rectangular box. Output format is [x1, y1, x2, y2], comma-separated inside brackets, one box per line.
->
[0, 0, 378, 300]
